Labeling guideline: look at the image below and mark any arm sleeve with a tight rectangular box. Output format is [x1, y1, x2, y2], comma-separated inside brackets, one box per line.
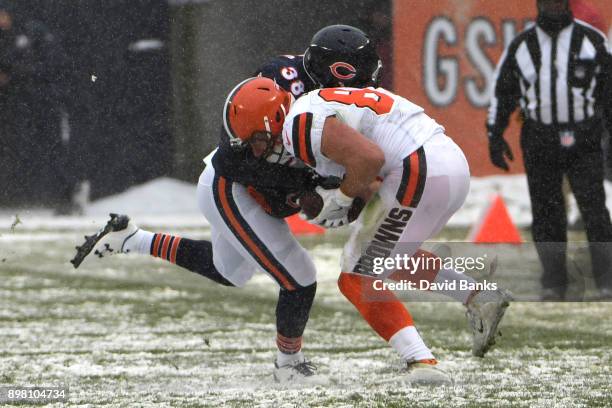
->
[487, 45, 521, 136]
[212, 149, 318, 191]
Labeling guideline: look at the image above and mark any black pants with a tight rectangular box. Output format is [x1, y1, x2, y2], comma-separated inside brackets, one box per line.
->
[521, 120, 612, 293]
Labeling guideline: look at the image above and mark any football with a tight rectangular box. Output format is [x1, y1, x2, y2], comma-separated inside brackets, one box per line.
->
[298, 190, 324, 219]
[299, 190, 366, 222]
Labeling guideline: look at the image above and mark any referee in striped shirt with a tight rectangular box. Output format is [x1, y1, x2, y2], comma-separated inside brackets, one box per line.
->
[487, 0, 612, 300]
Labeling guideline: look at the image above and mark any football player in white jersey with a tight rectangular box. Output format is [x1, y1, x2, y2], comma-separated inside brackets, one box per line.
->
[230, 25, 513, 385]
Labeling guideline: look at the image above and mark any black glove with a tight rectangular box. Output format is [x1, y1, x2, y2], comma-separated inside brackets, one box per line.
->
[488, 130, 513, 171]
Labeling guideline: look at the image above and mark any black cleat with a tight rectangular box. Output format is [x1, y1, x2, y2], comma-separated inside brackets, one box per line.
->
[70, 213, 133, 268]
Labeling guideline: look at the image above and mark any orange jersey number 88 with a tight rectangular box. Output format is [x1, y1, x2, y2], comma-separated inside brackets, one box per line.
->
[318, 88, 393, 115]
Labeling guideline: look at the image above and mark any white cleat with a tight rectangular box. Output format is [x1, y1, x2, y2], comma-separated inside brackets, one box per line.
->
[405, 360, 453, 386]
[273, 359, 320, 384]
[466, 288, 513, 357]
[70, 213, 139, 268]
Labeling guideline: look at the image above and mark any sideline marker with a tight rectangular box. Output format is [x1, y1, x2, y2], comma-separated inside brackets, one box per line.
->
[286, 214, 325, 235]
[468, 194, 522, 244]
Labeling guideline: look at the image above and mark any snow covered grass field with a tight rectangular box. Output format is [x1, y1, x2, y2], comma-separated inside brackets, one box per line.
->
[1, 219, 612, 407]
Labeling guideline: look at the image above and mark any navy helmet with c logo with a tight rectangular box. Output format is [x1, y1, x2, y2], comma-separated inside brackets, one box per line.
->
[303, 25, 382, 89]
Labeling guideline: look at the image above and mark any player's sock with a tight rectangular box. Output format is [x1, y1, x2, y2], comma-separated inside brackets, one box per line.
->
[150, 233, 183, 262]
[388, 249, 478, 304]
[337, 272, 414, 341]
[276, 335, 303, 360]
[389, 326, 435, 362]
[338, 272, 435, 360]
[274, 283, 316, 361]
[139, 232, 234, 286]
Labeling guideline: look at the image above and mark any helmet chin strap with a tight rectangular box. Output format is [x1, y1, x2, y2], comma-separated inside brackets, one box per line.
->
[371, 60, 383, 87]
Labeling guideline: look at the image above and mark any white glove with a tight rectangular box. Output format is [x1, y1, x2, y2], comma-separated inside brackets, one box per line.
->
[311, 186, 354, 227]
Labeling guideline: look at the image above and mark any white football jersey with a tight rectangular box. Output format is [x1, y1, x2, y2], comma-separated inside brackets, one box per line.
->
[282, 87, 445, 178]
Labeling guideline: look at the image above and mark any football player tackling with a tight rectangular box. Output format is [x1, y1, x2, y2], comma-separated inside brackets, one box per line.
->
[229, 25, 513, 385]
[72, 55, 334, 384]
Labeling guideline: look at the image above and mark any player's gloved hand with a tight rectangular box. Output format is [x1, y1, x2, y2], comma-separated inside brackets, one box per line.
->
[488, 130, 513, 171]
[311, 186, 354, 227]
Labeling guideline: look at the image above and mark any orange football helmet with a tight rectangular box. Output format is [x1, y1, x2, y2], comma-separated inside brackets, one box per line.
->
[223, 77, 293, 157]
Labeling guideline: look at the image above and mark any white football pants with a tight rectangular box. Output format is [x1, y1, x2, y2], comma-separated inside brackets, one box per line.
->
[342, 132, 471, 277]
[197, 164, 316, 289]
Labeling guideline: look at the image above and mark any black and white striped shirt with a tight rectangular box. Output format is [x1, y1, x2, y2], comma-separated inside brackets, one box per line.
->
[487, 19, 611, 134]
